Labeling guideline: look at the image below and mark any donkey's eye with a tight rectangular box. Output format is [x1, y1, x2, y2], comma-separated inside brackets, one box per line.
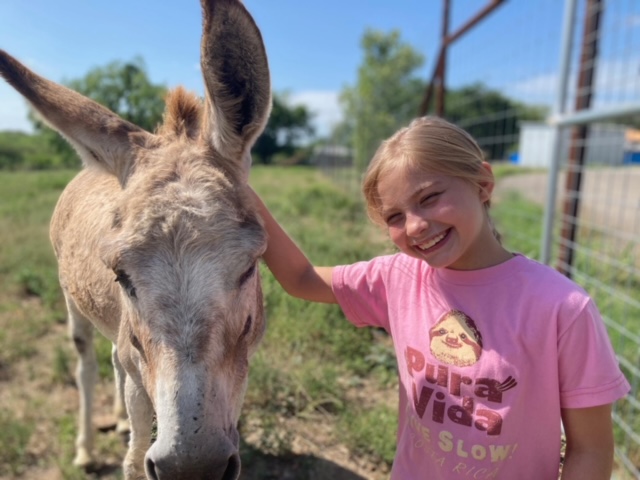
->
[131, 334, 143, 353]
[114, 269, 137, 299]
[240, 315, 252, 339]
[130, 333, 146, 361]
[238, 263, 256, 287]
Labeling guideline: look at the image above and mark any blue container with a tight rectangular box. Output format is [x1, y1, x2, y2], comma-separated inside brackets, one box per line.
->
[623, 151, 640, 164]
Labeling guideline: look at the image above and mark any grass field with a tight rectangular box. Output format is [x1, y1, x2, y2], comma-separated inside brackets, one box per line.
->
[0, 167, 398, 480]
[0, 165, 637, 479]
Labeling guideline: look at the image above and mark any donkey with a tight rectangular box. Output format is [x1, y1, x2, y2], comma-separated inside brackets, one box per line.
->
[0, 1, 271, 478]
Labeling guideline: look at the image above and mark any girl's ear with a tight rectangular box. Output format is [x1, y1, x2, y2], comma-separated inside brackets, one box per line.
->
[479, 161, 495, 202]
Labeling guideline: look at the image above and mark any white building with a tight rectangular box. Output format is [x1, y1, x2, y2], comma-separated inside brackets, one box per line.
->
[517, 122, 633, 168]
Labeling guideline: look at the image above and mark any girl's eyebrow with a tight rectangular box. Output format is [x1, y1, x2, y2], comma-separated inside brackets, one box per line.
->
[405, 179, 445, 202]
[414, 179, 444, 193]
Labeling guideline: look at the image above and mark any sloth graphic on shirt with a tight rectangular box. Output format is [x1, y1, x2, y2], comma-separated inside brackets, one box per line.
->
[405, 309, 518, 440]
[429, 310, 483, 367]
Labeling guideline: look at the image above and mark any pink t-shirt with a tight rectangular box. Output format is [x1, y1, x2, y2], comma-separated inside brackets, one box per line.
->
[332, 253, 629, 480]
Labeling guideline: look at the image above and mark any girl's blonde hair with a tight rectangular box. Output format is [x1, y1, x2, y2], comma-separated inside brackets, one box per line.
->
[362, 116, 500, 240]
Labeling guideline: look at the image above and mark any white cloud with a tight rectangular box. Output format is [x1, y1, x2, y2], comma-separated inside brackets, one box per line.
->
[504, 72, 558, 106]
[289, 90, 343, 138]
[0, 82, 346, 138]
[503, 56, 640, 110]
[625, 14, 640, 29]
[0, 84, 33, 132]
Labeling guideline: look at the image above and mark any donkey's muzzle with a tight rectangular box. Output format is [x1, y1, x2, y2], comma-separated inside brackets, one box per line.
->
[145, 441, 240, 480]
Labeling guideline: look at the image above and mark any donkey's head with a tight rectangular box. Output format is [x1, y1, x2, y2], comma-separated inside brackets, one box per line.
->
[0, 0, 270, 478]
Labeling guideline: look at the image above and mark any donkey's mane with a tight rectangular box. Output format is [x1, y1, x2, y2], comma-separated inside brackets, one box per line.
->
[112, 85, 256, 249]
[157, 87, 203, 139]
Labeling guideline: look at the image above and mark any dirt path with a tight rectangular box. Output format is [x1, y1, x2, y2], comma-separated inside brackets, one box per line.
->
[497, 166, 640, 238]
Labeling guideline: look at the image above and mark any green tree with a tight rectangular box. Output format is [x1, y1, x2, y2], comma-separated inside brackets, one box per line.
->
[0, 132, 23, 170]
[0, 131, 60, 170]
[30, 57, 167, 167]
[338, 29, 426, 170]
[253, 92, 315, 165]
[442, 83, 547, 160]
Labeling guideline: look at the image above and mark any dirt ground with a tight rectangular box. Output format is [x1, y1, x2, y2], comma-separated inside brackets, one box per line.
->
[496, 166, 640, 238]
[0, 309, 391, 480]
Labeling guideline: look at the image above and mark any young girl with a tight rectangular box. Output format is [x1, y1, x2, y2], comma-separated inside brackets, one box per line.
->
[250, 116, 630, 479]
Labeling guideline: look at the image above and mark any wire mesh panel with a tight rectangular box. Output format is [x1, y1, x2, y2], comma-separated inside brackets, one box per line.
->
[453, 1, 640, 477]
[319, 0, 640, 476]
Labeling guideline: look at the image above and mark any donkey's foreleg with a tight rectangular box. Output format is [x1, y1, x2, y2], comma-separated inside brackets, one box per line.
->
[66, 299, 98, 468]
[122, 376, 153, 480]
[112, 344, 130, 434]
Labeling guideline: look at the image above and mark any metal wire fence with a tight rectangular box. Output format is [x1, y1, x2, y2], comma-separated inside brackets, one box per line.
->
[316, 0, 640, 477]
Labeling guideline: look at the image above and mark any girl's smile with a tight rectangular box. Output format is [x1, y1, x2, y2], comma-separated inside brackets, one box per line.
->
[412, 228, 450, 253]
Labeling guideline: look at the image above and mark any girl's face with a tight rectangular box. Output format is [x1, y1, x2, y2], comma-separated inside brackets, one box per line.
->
[377, 162, 509, 270]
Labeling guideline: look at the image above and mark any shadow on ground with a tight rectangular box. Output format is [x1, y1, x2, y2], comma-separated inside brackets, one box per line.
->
[61, 438, 370, 480]
[240, 442, 369, 480]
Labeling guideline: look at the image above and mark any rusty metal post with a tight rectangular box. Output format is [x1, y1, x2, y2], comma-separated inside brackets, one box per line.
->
[419, 0, 506, 117]
[557, 0, 603, 277]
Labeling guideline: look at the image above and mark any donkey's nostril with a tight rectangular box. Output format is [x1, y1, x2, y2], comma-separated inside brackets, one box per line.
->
[146, 457, 159, 480]
[221, 453, 241, 480]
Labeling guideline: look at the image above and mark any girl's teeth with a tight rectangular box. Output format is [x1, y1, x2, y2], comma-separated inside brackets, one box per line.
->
[418, 231, 446, 250]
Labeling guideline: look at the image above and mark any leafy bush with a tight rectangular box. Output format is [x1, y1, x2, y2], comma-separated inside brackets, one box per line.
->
[0, 131, 71, 171]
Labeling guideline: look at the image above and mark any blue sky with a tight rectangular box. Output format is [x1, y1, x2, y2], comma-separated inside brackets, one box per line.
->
[1, 1, 637, 137]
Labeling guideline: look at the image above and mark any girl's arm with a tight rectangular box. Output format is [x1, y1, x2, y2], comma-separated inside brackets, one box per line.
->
[560, 404, 614, 479]
[249, 187, 337, 304]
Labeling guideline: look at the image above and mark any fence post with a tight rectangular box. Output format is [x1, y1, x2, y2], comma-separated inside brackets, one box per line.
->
[556, 0, 603, 277]
[541, 0, 578, 265]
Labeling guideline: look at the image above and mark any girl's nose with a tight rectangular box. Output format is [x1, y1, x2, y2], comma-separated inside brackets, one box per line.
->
[405, 211, 428, 237]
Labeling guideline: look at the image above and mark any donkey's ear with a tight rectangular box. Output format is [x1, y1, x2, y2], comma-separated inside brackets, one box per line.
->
[199, 0, 272, 169]
[0, 49, 152, 185]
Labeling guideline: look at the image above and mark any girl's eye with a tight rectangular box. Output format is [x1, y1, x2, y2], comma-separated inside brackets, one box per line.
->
[420, 192, 441, 205]
[385, 213, 402, 226]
